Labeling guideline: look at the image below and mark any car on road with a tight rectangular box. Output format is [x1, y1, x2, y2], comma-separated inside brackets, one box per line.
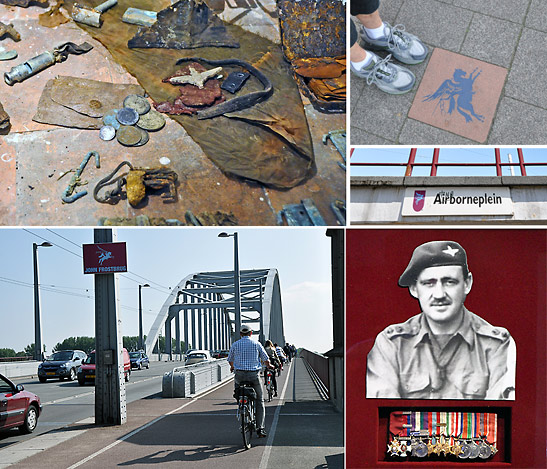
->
[184, 350, 213, 365]
[0, 373, 42, 434]
[129, 351, 149, 370]
[38, 350, 87, 382]
[211, 350, 229, 359]
[77, 348, 131, 385]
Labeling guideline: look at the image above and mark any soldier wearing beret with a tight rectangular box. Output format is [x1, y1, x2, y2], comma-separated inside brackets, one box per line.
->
[366, 241, 516, 400]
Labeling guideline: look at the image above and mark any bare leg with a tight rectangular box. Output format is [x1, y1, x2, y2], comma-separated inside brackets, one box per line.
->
[356, 11, 383, 29]
[350, 42, 368, 63]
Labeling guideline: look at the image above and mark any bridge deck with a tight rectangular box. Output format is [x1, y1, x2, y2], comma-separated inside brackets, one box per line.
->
[11, 358, 342, 469]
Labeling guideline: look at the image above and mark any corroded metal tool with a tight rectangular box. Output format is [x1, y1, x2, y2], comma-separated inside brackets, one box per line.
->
[4, 42, 93, 85]
[72, 0, 117, 28]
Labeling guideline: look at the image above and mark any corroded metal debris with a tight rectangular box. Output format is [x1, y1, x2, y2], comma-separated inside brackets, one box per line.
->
[33, 76, 145, 128]
[128, 0, 239, 50]
[277, 0, 346, 113]
[0, 0, 36, 6]
[94, 161, 178, 207]
[4, 42, 93, 86]
[0, 21, 21, 42]
[0, 100, 10, 132]
[38, 1, 71, 28]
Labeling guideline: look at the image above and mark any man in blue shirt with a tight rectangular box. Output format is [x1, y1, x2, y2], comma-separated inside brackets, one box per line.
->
[228, 324, 272, 437]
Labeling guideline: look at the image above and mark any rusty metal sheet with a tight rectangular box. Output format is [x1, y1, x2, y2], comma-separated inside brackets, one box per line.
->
[49, 76, 145, 118]
[128, 0, 239, 50]
[64, 0, 315, 189]
[33, 76, 145, 128]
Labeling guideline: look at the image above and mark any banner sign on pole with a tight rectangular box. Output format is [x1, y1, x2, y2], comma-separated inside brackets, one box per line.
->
[83, 242, 127, 274]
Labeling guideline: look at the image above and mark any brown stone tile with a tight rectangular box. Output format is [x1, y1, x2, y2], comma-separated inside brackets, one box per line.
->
[409, 48, 507, 143]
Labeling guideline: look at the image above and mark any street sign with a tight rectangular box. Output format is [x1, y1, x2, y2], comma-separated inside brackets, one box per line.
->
[83, 242, 127, 274]
[402, 187, 513, 216]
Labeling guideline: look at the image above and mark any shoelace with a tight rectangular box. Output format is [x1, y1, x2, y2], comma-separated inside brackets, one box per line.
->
[384, 22, 411, 53]
[366, 54, 397, 86]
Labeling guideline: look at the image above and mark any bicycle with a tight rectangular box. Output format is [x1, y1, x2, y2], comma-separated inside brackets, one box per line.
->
[236, 381, 257, 449]
[264, 367, 276, 402]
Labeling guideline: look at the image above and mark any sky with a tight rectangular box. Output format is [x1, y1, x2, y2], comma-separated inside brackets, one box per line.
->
[350, 147, 547, 177]
[0, 228, 335, 355]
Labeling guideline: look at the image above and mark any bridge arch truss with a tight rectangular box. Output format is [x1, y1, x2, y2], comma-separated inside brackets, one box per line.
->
[144, 268, 285, 357]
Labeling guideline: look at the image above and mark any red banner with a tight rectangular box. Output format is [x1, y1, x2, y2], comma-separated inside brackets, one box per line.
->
[82, 242, 127, 274]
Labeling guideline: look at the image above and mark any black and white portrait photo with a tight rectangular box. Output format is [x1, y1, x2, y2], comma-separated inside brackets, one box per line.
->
[366, 240, 516, 400]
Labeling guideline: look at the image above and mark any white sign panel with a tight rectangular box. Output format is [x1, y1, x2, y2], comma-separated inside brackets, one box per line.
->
[402, 187, 513, 216]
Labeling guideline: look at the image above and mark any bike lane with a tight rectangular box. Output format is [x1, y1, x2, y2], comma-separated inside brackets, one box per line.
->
[12, 362, 295, 469]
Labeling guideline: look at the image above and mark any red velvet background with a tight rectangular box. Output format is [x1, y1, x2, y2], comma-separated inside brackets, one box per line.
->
[346, 229, 546, 468]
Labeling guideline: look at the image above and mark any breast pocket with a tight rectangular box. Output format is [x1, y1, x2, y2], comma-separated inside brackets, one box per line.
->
[455, 374, 488, 399]
[399, 372, 430, 398]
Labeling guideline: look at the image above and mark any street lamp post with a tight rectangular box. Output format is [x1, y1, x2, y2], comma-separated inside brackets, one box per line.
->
[218, 232, 241, 340]
[138, 284, 150, 352]
[33, 242, 52, 361]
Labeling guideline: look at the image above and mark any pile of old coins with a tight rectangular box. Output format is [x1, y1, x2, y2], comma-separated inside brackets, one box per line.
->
[99, 94, 166, 147]
[387, 411, 498, 460]
[387, 434, 498, 459]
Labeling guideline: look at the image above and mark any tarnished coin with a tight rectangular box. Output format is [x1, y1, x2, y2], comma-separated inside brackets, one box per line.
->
[102, 109, 120, 129]
[137, 109, 165, 131]
[132, 127, 150, 147]
[123, 94, 151, 115]
[116, 107, 139, 126]
[117, 125, 142, 146]
[99, 125, 116, 141]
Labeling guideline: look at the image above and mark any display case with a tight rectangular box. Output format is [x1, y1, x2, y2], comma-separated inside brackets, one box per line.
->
[346, 229, 546, 468]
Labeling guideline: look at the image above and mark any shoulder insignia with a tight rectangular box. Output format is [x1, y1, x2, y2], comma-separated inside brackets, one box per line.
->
[384, 317, 420, 338]
[476, 325, 511, 341]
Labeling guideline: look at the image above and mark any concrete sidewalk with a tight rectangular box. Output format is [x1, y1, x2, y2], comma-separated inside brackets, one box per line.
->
[6, 358, 342, 469]
[350, 0, 547, 144]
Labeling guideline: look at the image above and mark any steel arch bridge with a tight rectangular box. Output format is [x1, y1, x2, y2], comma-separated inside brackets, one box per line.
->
[144, 268, 285, 357]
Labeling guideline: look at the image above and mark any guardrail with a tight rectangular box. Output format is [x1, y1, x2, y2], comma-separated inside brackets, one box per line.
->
[300, 349, 329, 397]
[162, 359, 232, 398]
[0, 356, 33, 363]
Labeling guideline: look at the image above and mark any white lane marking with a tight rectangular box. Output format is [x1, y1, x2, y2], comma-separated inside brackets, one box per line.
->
[259, 360, 293, 469]
[41, 376, 158, 406]
[67, 378, 234, 469]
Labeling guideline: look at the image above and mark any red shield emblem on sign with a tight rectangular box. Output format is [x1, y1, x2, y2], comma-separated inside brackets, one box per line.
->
[413, 190, 426, 212]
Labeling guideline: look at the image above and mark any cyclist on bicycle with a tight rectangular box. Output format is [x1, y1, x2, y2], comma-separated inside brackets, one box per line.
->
[274, 343, 287, 366]
[264, 340, 280, 397]
[228, 324, 272, 438]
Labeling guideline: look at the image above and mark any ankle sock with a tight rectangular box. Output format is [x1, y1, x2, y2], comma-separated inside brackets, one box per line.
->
[365, 23, 386, 39]
[351, 51, 373, 71]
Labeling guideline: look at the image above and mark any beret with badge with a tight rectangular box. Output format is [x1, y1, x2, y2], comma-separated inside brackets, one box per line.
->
[399, 241, 469, 287]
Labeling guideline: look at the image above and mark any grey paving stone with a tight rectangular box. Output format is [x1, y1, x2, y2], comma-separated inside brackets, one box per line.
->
[453, 0, 530, 23]
[351, 83, 416, 141]
[350, 73, 366, 114]
[505, 28, 547, 109]
[395, 0, 473, 52]
[488, 97, 547, 144]
[526, 0, 547, 32]
[398, 119, 477, 144]
[349, 126, 394, 145]
[460, 14, 520, 67]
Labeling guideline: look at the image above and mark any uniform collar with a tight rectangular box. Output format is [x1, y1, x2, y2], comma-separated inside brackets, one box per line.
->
[414, 307, 475, 347]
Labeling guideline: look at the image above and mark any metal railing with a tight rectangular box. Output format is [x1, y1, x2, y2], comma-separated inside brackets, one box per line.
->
[350, 148, 547, 176]
[300, 349, 329, 397]
[0, 356, 33, 363]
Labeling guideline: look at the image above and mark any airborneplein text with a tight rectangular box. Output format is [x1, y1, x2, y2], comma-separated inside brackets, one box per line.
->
[433, 191, 502, 208]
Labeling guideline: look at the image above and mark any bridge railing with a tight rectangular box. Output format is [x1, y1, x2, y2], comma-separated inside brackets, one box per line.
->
[300, 349, 329, 397]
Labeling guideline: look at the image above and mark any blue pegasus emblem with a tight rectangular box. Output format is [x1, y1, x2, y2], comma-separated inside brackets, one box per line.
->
[423, 68, 484, 123]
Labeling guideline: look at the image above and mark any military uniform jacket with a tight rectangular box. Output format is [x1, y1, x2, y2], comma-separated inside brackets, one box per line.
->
[366, 308, 515, 399]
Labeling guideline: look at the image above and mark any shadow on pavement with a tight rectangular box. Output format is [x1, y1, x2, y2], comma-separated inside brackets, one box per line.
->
[118, 446, 244, 465]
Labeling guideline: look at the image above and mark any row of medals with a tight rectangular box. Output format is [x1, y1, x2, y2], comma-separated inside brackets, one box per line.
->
[387, 434, 498, 459]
